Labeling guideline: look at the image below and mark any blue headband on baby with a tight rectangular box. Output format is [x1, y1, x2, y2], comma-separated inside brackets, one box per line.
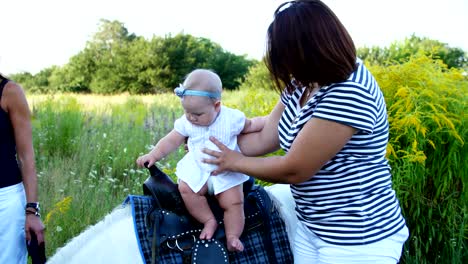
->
[174, 84, 221, 99]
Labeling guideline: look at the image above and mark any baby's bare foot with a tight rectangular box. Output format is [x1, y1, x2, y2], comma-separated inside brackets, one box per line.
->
[199, 219, 218, 240]
[226, 235, 244, 252]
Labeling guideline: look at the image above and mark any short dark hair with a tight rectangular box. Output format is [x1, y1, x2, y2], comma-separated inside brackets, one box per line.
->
[265, 0, 357, 93]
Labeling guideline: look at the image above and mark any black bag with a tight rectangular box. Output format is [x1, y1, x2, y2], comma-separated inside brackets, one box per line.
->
[142, 165, 293, 264]
[26, 232, 46, 264]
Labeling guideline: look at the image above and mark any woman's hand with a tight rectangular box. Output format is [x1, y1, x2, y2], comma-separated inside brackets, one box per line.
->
[25, 215, 45, 243]
[202, 136, 244, 175]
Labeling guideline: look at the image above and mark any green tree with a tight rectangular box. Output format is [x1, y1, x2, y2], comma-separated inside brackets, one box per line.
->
[9, 72, 35, 91]
[87, 19, 137, 94]
[16, 19, 254, 94]
[48, 50, 95, 93]
[358, 35, 467, 69]
[206, 50, 254, 90]
[151, 33, 253, 91]
[150, 34, 203, 90]
[238, 60, 274, 91]
[28, 67, 55, 93]
[123, 37, 162, 94]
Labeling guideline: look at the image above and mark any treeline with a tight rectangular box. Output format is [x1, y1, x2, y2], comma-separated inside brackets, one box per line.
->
[10, 20, 467, 94]
[358, 34, 467, 69]
[11, 19, 254, 94]
[240, 34, 467, 92]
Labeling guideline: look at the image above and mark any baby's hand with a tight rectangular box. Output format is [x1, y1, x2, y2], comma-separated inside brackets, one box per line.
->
[136, 153, 157, 168]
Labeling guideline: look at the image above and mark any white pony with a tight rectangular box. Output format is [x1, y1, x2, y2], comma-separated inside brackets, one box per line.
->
[47, 184, 298, 264]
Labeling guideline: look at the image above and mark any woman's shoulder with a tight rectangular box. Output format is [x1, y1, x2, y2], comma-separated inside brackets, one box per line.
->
[3, 80, 24, 95]
[325, 62, 377, 95]
[1, 80, 26, 108]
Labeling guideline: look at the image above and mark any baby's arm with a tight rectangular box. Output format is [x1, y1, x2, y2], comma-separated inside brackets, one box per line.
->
[241, 116, 267, 134]
[136, 129, 186, 168]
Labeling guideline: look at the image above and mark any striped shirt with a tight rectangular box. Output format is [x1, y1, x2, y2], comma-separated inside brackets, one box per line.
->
[279, 60, 407, 245]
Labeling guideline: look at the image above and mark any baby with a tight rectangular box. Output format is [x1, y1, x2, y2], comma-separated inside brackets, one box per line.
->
[136, 69, 264, 252]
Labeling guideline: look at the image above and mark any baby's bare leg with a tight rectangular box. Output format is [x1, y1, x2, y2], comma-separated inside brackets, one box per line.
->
[178, 180, 218, 240]
[217, 184, 244, 252]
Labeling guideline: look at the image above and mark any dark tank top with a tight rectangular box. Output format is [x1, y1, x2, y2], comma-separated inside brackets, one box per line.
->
[0, 77, 22, 188]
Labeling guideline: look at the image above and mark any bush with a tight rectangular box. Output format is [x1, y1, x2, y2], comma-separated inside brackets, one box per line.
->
[369, 54, 467, 263]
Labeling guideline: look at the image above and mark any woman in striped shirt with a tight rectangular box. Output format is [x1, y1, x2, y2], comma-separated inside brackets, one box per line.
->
[203, 1, 409, 263]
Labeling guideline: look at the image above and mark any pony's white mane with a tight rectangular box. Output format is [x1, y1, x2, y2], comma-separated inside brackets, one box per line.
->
[47, 185, 298, 264]
[47, 204, 143, 264]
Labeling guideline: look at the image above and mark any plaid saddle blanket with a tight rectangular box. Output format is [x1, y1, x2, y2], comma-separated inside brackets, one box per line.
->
[123, 188, 293, 264]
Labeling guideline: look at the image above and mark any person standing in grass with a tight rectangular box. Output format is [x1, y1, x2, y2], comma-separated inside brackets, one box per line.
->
[136, 69, 265, 252]
[0, 73, 45, 263]
[201, 1, 409, 263]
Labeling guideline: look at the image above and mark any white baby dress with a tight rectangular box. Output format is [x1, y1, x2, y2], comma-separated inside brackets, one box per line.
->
[174, 106, 250, 195]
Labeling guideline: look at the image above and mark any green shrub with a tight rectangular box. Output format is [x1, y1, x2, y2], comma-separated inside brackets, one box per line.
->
[370, 54, 467, 263]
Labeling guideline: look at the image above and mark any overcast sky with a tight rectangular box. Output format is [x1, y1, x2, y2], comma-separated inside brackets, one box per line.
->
[1, 0, 467, 75]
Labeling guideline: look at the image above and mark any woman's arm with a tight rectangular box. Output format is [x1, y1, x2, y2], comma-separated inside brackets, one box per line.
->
[6, 83, 37, 205]
[4, 81, 45, 243]
[204, 117, 356, 184]
[236, 101, 285, 157]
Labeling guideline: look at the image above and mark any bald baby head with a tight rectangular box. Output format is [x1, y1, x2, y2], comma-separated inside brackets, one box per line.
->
[183, 69, 222, 95]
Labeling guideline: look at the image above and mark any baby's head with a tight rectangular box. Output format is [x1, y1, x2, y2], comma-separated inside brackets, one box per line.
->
[177, 69, 222, 126]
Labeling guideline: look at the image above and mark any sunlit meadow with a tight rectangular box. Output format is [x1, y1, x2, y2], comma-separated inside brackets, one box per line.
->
[29, 55, 466, 263]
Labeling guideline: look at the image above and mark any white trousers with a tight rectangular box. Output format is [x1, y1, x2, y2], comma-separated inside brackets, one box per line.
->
[293, 220, 409, 264]
[0, 183, 27, 264]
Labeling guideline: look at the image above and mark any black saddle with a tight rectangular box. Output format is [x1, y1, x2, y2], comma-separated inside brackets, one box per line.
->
[141, 163, 256, 264]
[142, 163, 255, 215]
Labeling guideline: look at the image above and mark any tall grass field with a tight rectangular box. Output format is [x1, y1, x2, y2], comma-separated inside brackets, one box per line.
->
[29, 56, 466, 263]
